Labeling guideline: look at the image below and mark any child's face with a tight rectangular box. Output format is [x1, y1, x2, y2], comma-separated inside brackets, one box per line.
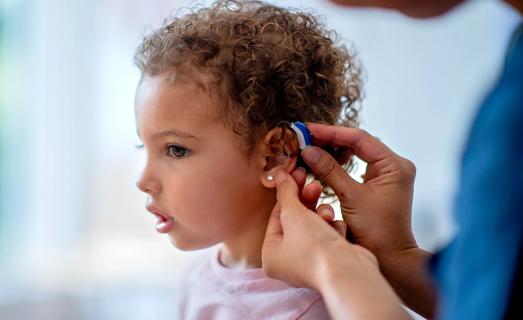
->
[135, 74, 272, 250]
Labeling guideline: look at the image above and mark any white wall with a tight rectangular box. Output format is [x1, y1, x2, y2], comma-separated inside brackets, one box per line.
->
[0, 0, 520, 319]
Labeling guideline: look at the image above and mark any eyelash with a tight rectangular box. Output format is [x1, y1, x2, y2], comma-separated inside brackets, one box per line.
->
[134, 143, 189, 159]
[166, 144, 190, 159]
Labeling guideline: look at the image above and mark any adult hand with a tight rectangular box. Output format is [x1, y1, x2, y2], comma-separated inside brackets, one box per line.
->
[262, 171, 352, 289]
[303, 123, 418, 257]
[262, 171, 410, 320]
[290, 167, 345, 234]
[301, 123, 436, 318]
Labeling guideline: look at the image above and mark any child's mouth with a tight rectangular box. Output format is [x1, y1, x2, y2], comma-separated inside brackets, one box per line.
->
[147, 206, 175, 233]
[155, 215, 175, 233]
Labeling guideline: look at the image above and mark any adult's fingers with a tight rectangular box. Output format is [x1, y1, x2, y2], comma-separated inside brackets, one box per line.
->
[306, 123, 397, 165]
[291, 167, 307, 193]
[331, 220, 347, 237]
[316, 203, 334, 221]
[274, 172, 304, 213]
[302, 146, 361, 200]
[301, 181, 322, 211]
[291, 167, 318, 211]
[291, 167, 322, 211]
[265, 203, 283, 238]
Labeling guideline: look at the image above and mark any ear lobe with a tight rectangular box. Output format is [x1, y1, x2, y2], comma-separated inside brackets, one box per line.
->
[259, 127, 299, 188]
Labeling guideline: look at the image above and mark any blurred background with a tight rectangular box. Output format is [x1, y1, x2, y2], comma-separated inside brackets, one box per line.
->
[0, 0, 520, 319]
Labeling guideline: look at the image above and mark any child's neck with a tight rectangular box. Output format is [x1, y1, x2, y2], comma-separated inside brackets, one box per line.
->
[219, 236, 264, 269]
[218, 195, 276, 269]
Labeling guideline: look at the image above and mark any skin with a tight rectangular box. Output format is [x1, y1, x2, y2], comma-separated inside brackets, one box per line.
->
[135, 73, 275, 268]
[263, 171, 410, 319]
[330, 0, 523, 18]
[329, 0, 465, 18]
[263, 126, 430, 319]
[262, 1, 523, 319]
[301, 124, 437, 318]
[134, 72, 333, 269]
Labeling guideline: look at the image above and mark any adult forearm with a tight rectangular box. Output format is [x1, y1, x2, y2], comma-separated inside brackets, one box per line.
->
[378, 248, 437, 319]
[317, 242, 411, 320]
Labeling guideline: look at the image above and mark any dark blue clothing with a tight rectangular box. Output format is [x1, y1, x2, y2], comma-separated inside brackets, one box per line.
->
[430, 23, 523, 319]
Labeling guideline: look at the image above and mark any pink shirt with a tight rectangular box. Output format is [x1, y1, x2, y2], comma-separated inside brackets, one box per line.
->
[179, 247, 331, 320]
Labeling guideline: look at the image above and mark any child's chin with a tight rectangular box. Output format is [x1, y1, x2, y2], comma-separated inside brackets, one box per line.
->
[168, 235, 216, 251]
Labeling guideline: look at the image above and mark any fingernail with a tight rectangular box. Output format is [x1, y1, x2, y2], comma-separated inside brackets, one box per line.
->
[302, 147, 320, 164]
[311, 180, 322, 187]
[296, 167, 306, 174]
[319, 207, 334, 221]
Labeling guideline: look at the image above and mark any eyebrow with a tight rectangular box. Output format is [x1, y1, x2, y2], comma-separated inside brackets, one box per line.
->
[136, 129, 199, 141]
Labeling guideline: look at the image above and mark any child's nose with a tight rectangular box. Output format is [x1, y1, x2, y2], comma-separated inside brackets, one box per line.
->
[135, 170, 161, 195]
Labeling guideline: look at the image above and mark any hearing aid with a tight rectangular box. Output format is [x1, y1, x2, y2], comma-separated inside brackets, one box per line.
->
[276, 121, 312, 151]
[290, 121, 312, 150]
[274, 121, 350, 177]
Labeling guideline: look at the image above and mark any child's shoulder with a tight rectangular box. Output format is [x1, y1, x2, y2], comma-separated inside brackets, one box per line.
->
[178, 246, 331, 319]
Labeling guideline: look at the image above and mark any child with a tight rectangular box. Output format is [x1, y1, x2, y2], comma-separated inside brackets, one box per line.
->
[134, 0, 361, 319]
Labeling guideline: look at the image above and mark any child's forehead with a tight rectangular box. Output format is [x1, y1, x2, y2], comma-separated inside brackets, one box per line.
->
[136, 72, 224, 120]
[134, 72, 251, 146]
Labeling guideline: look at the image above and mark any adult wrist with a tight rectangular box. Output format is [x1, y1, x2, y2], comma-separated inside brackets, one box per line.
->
[376, 246, 437, 318]
[372, 234, 419, 274]
[313, 240, 412, 320]
[313, 239, 348, 292]
[377, 246, 426, 278]
[314, 239, 379, 293]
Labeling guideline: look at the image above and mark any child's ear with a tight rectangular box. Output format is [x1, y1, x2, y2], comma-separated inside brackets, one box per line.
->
[258, 126, 299, 189]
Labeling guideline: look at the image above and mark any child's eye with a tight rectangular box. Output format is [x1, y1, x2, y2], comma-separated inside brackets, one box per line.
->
[167, 145, 189, 158]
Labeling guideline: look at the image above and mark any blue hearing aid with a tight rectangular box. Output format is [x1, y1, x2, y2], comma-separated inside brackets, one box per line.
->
[276, 120, 312, 152]
[289, 121, 312, 150]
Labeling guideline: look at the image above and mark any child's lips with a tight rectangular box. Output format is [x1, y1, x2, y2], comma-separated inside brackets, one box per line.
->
[155, 216, 175, 233]
[146, 206, 175, 233]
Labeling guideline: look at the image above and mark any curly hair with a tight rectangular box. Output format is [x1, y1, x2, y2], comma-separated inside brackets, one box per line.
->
[134, 0, 362, 153]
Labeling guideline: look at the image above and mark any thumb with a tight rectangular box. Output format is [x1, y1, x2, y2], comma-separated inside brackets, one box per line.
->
[301, 146, 360, 201]
[265, 202, 283, 239]
[274, 172, 303, 213]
